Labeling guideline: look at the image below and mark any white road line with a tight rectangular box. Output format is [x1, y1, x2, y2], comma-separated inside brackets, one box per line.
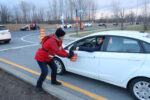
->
[0, 44, 39, 52]
[21, 34, 40, 44]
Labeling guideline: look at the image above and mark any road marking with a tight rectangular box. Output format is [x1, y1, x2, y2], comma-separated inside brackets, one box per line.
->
[21, 34, 40, 44]
[0, 44, 39, 52]
[0, 58, 107, 100]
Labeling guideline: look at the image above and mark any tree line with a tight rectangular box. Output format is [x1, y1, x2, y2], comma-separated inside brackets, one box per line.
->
[0, 0, 149, 30]
[0, 0, 97, 24]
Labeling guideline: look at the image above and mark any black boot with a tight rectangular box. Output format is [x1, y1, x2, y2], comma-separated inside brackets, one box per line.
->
[51, 81, 62, 85]
[35, 87, 45, 93]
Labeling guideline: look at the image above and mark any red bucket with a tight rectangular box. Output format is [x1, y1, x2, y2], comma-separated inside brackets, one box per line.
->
[70, 54, 77, 62]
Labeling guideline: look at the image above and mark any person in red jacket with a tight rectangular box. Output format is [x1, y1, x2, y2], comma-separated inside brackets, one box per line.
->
[35, 28, 74, 93]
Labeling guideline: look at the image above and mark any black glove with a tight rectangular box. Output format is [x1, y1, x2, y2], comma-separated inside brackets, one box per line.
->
[68, 51, 74, 58]
[69, 45, 76, 52]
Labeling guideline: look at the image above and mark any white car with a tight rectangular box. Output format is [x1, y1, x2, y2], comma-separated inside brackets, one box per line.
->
[84, 23, 92, 27]
[54, 31, 150, 100]
[64, 24, 72, 28]
[59, 24, 72, 29]
[0, 25, 11, 43]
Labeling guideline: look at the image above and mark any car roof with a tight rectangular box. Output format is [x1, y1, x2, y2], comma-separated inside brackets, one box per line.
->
[86, 30, 150, 43]
[0, 25, 4, 26]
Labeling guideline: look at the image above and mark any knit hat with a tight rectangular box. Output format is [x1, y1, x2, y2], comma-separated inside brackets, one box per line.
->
[55, 28, 66, 37]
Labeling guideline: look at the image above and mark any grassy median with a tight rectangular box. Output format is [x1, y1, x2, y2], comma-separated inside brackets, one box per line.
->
[71, 25, 150, 38]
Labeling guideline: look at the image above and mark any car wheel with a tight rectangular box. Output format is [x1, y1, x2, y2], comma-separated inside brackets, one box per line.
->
[53, 57, 65, 75]
[128, 78, 150, 100]
[5, 40, 10, 43]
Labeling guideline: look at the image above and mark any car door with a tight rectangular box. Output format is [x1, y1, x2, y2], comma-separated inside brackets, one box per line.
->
[99, 36, 146, 84]
[66, 36, 102, 79]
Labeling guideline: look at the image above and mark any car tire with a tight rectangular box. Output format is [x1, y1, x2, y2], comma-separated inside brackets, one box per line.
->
[128, 77, 150, 100]
[5, 40, 10, 44]
[53, 57, 66, 75]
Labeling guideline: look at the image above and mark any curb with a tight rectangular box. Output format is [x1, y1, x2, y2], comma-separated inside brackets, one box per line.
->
[0, 61, 84, 100]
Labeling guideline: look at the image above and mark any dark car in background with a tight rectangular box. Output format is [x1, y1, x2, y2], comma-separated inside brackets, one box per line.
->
[20, 24, 40, 31]
[113, 23, 118, 26]
[98, 23, 105, 26]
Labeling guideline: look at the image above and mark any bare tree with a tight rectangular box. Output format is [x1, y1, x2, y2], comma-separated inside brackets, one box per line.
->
[31, 4, 37, 23]
[111, 0, 120, 22]
[47, 0, 53, 22]
[91, 0, 97, 21]
[68, 0, 74, 20]
[119, 9, 125, 30]
[0, 3, 10, 24]
[142, 0, 148, 30]
[13, 4, 20, 24]
[20, 1, 31, 23]
[128, 11, 135, 25]
[47, 0, 58, 22]
[38, 8, 45, 23]
[111, 0, 126, 30]
[52, 0, 58, 20]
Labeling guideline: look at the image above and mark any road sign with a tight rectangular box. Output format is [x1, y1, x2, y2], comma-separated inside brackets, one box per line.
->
[78, 10, 84, 14]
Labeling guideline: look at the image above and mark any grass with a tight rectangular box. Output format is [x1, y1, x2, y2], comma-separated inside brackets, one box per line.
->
[71, 25, 150, 38]
[71, 28, 120, 37]
[124, 25, 150, 33]
[3, 24, 58, 31]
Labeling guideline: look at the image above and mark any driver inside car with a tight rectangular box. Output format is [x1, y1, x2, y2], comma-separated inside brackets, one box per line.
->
[75, 36, 105, 52]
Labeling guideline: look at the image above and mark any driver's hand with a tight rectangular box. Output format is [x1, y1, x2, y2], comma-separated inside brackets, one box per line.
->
[76, 47, 79, 51]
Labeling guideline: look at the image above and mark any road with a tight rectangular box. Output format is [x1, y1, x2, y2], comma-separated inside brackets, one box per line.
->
[0, 29, 134, 100]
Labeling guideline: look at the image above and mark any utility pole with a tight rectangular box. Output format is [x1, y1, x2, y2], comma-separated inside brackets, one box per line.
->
[61, 0, 64, 30]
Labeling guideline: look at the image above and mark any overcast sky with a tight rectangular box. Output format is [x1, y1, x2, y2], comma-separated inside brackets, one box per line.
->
[0, 0, 150, 18]
[1, 0, 148, 9]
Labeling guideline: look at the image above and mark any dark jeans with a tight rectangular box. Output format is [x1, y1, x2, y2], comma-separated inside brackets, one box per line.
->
[36, 59, 57, 88]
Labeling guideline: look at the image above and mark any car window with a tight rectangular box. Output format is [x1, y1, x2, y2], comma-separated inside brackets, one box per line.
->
[0, 26, 7, 30]
[143, 42, 150, 53]
[146, 34, 150, 38]
[106, 36, 141, 53]
[76, 37, 97, 48]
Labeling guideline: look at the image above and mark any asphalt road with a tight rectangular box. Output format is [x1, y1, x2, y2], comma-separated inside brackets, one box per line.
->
[0, 29, 135, 100]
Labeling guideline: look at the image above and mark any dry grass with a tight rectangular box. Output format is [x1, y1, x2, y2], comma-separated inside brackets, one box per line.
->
[2, 23, 114, 31]
[2, 24, 59, 31]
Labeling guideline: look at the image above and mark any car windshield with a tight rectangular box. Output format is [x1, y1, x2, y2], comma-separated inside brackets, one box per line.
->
[0, 26, 7, 30]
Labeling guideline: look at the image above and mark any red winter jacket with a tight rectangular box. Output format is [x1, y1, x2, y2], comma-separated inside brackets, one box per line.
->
[35, 34, 68, 62]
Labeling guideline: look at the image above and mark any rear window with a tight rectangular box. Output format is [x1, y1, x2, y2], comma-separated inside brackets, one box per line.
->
[0, 26, 7, 30]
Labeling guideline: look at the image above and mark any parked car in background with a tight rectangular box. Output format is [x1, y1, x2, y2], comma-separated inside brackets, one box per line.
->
[64, 24, 72, 28]
[59, 24, 72, 29]
[84, 23, 92, 27]
[136, 22, 140, 25]
[98, 23, 105, 26]
[113, 23, 118, 26]
[54, 31, 150, 100]
[0, 25, 11, 43]
[20, 24, 40, 31]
